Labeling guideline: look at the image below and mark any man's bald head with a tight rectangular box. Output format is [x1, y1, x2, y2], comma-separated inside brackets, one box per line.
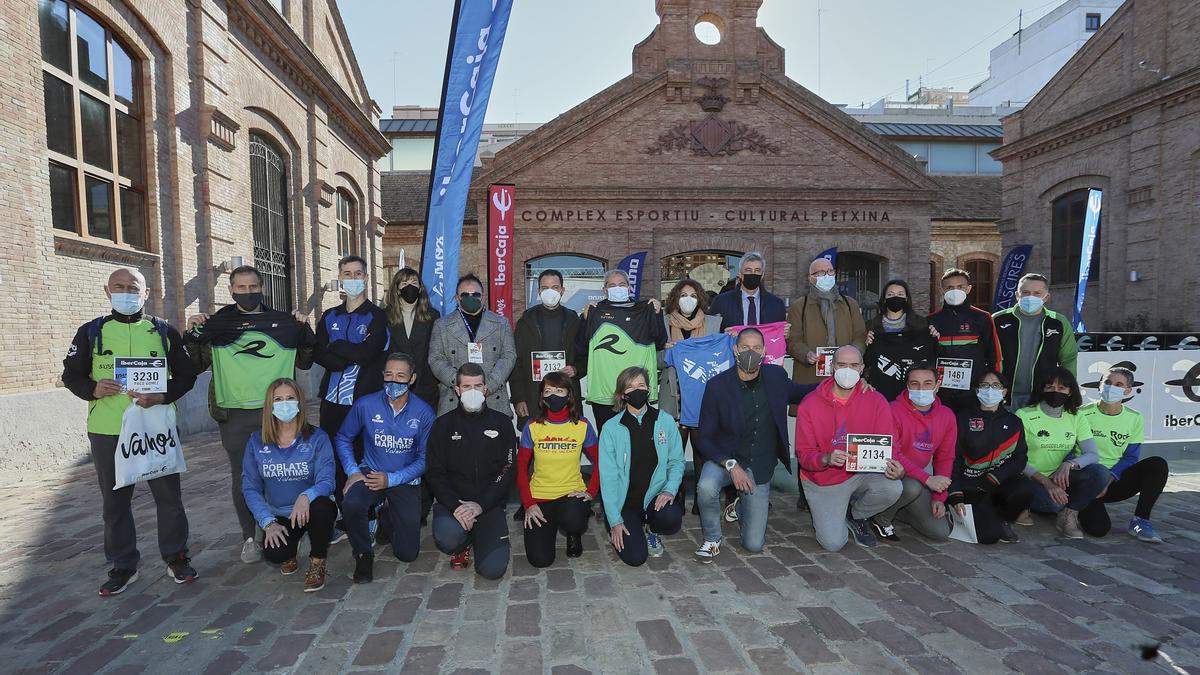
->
[809, 258, 833, 276]
[108, 267, 146, 290]
[832, 345, 863, 369]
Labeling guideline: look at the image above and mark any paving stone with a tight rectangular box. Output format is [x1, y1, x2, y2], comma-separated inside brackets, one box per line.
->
[687, 630, 746, 671]
[856, 558, 913, 584]
[724, 566, 774, 594]
[500, 640, 543, 672]
[771, 621, 839, 664]
[901, 654, 961, 675]
[401, 645, 447, 673]
[426, 582, 464, 610]
[27, 611, 90, 643]
[206, 600, 255, 629]
[236, 620, 276, 646]
[860, 620, 926, 656]
[505, 603, 541, 638]
[550, 664, 591, 675]
[637, 619, 683, 656]
[669, 596, 715, 623]
[1009, 603, 1096, 641]
[745, 646, 795, 673]
[295, 645, 350, 674]
[798, 606, 862, 641]
[936, 610, 1016, 649]
[652, 657, 700, 674]
[546, 568, 576, 591]
[841, 641, 911, 673]
[1005, 626, 1099, 671]
[290, 602, 336, 631]
[62, 638, 133, 675]
[1003, 650, 1070, 674]
[255, 633, 316, 671]
[351, 630, 406, 667]
[377, 596, 422, 627]
[745, 555, 790, 580]
[200, 649, 248, 675]
[319, 609, 374, 644]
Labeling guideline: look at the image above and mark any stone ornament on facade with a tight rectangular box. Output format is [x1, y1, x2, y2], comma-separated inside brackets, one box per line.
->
[643, 77, 780, 157]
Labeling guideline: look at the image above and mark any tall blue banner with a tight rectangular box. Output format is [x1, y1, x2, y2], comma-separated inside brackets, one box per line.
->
[618, 252, 647, 300]
[1073, 189, 1103, 333]
[815, 247, 838, 267]
[992, 244, 1034, 312]
[420, 0, 515, 314]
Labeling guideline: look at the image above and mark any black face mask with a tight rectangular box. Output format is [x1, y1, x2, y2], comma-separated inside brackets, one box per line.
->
[232, 292, 263, 312]
[543, 394, 569, 413]
[459, 294, 483, 314]
[741, 274, 762, 291]
[399, 285, 420, 304]
[1042, 391, 1070, 409]
[883, 296, 908, 313]
[623, 389, 650, 410]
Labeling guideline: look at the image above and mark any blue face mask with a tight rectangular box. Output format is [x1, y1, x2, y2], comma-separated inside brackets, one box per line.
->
[607, 286, 631, 303]
[1100, 384, 1126, 403]
[1018, 296, 1044, 314]
[976, 388, 1005, 407]
[384, 381, 409, 400]
[341, 279, 366, 298]
[110, 292, 144, 316]
[908, 388, 936, 407]
[272, 400, 300, 422]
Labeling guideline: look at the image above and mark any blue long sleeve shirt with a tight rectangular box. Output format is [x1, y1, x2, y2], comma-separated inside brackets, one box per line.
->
[334, 391, 436, 487]
[241, 428, 336, 529]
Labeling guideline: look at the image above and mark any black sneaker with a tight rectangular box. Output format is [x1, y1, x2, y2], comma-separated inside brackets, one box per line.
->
[999, 521, 1020, 544]
[99, 568, 138, 596]
[166, 554, 198, 584]
[565, 534, 583, 558]
[868, 517, 901, 542]
[353, 552, 374, 584]
[846, 516, 879, 547]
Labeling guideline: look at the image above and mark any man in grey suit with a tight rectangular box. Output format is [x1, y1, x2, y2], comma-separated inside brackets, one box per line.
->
[429, 274, 517, 417]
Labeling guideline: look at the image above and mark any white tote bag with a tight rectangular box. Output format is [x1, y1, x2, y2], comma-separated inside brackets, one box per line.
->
[948, 504, 978, 544]
[113, 404, 187, 489]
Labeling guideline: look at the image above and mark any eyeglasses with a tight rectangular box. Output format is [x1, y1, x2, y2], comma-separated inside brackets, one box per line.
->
[977, 383, 1005, 390]
[459, 292, 482, 298]
[811, 270, 836, 277]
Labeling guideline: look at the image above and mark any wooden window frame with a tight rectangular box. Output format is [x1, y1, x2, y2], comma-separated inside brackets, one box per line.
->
[335, 189, 356, 258]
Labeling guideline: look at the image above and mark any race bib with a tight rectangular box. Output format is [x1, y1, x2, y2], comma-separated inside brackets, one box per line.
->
[846, 434, 892, 473]
[815, 347, 837, 377]
[467, 342, 484, 364]
[937, 358, 972, 391]
[531, 350, 567, 382]
[114, 357, 167, 394]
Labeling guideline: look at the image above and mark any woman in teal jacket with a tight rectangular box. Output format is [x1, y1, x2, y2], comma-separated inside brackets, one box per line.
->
[599, 366, 685, 566]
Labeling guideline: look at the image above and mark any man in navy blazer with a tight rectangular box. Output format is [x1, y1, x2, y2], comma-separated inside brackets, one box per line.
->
[709, 252, 788, 331]
[691, 328, 815, 562]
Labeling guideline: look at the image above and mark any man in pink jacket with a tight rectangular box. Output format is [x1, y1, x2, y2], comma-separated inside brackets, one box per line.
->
[869, 362, 956, 542]
[796, 346, 904, 550]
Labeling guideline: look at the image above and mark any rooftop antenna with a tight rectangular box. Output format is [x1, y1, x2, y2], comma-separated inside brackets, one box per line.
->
[1017, 10, 1023, 56]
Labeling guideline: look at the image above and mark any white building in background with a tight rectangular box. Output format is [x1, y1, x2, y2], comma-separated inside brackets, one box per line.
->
[969, 0, 1124, 108]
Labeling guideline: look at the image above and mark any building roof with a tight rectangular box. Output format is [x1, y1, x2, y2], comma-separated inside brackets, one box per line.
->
[381, 171, 477, 224]
[931, 176, 1001, 221]
[380, 118, 438, 135]
[862, 122, 1003, 139]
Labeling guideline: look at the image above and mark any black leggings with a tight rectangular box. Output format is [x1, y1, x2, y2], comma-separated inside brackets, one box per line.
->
[524, 495, 592, 568]
[969, 475, 1034, 545]
[1079, 457, 1168, 536]
[262, 497, 338, 563]
[607, 501, 683, 567]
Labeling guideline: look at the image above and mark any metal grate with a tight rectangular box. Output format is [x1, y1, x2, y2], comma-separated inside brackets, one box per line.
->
[250, 134, 292, 311]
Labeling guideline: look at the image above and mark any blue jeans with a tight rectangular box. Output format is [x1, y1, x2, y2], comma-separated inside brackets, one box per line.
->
[697, 462, 771, 553]
[343, 481, 421, 559]
[1029, 463, 1109, 513]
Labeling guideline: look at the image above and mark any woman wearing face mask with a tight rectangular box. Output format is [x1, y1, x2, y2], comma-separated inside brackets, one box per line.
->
[598, 367, 685, 565]
[241, 378, 337, 592]
[946, 370, 1033, 544]
[862, 280, 939, 401]
[384, 268, 441, 408]
[1016, 367, 1110, 539]
[517, 372, 601, 566]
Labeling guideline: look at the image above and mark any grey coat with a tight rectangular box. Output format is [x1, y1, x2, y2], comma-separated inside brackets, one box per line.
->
[428, 310, 517, 416]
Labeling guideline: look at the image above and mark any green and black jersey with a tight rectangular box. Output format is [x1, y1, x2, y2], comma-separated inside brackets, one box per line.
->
[575, 301, 666, 406]
[186, 305, 316, 410]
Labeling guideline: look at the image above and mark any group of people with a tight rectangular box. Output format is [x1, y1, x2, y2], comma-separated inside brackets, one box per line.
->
[63, 252, 1170, 597]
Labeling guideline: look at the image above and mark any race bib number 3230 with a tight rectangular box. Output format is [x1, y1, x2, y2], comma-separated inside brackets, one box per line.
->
[114, 357, 168, 394]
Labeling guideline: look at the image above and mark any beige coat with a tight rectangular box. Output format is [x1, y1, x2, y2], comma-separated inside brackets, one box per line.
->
[785, 290, 868, 385]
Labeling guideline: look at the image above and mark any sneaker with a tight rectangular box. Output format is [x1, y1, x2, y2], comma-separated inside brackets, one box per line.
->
[303, 557, 326, 592]
[846, 516, 879, 547]
[694, 539, 721, 563]
[166, 554, 198, 584]
[330, 526, 348, 546]
[240, 537, 262, 564]
[99, 568, 138, 597]
[868, 517, 901, 542]
[353, 552, 374, 584]
[1056, 508, 1084, 539]
[724, 498, 740, 523]
[280, 558, 299, 575]
[566, 533, 583, 558]
[646, 530, 664, 558]
[450, 547, 471, 570]
[367, 517, 378, 544]
[999, 521, 1020, 543]
[1128, 517, 1163, 544]
[1015, 510, 1034, 526]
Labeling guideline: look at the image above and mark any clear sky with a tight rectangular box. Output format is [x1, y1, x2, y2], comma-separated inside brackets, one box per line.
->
[339, 0, 1069, 123]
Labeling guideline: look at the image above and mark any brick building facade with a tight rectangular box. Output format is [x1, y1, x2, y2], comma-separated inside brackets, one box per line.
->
[993, 0, 1200, 331]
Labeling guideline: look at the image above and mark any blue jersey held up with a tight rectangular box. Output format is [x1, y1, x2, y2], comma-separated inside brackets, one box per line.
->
[665, 333, 736, 428]
[335, 391, 436, 487]
[241, 428, 337, 530]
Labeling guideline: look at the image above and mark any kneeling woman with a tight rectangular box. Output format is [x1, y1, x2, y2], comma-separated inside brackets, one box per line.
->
[242, 378, 337, 592]
[599, 366, 685, 566]
[518, 372, 601, 567]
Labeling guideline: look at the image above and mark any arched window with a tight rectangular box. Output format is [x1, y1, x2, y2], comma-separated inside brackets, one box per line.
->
[1051, 189, 1101, 284]
[525, 254, 605, 311]
[660, 250, 741, 300]
[838, 252, 885, 323]
[250, 133, 292, 311]
[40, 0, 145, 248]
[964, 259, 995, 310]
[336, 189, 356, 257]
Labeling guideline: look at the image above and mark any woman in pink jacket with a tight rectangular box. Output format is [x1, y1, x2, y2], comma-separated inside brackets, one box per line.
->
[869, 362, 955, 541]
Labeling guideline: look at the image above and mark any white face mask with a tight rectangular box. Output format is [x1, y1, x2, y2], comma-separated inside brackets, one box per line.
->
[539, 288, 561, 308]
[834, 367, 860, 390]
[459, 388, 486, 412]
[944, 289, 968, 306]
[678, 295, 698, 314]
[814, 275, 836, 292]
[607, 286, 631, 303]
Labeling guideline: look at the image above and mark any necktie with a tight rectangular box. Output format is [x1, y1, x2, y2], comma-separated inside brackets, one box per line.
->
[747, 295, 757, 325]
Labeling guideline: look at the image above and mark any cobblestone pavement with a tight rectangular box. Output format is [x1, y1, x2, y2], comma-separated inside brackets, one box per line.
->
[1, 429, 1198, 674]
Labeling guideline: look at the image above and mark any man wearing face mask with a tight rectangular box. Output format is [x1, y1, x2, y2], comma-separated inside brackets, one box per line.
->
[692, 329, 817, 561]
[992, 273, 1078, 409]
[787, 256, 867, 387]
[335, 353, 436, 583]
[927, 268, 1002, 413]
[426, 364, 517, 576]
[185, 265, 317, 563]
[429, 274, 518, 417]
[795, 345, 904, 551]
[62, 267, 199, 596]
[513, 269, 581, 430]
[709, 252, 787, 331]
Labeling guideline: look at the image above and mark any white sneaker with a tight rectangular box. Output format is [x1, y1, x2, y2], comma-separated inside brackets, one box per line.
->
[240, 537, 262, 564]
[694, 540, 721, 564]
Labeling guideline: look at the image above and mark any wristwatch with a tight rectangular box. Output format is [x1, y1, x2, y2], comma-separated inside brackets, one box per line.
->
[724, 459, 738, 471]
